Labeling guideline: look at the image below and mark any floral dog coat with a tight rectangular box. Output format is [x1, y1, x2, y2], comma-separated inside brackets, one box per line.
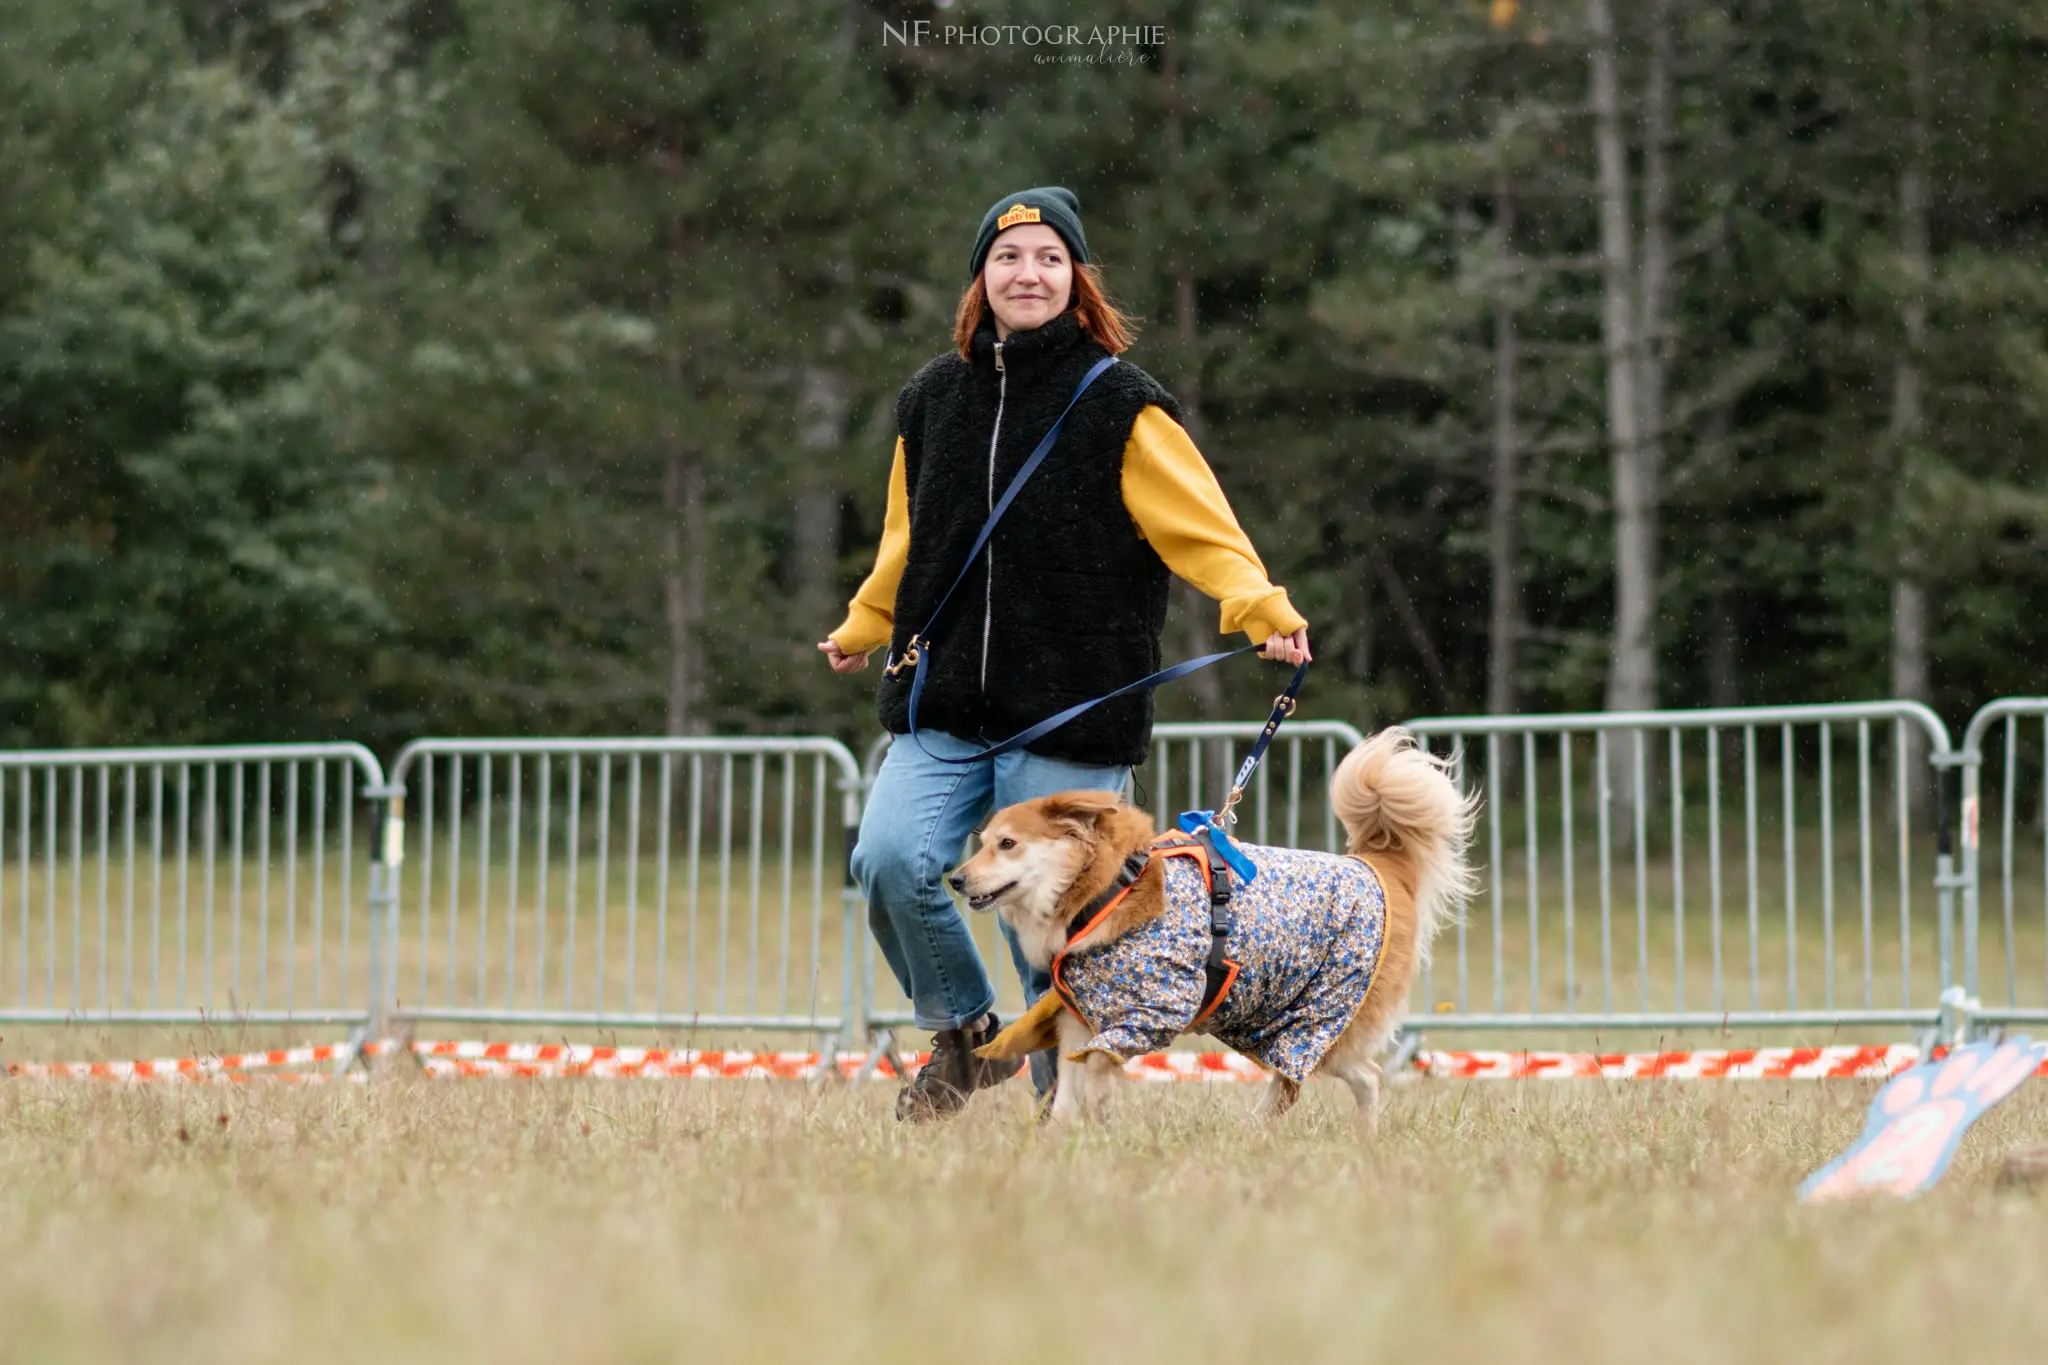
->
[1054, 841, 1388, 1083]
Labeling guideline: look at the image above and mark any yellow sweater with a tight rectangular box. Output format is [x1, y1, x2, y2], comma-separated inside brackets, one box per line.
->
[828, 405, 1307, 657]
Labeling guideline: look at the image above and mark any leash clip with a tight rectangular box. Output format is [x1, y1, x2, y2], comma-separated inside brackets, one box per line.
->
[882, 637, 923, 679]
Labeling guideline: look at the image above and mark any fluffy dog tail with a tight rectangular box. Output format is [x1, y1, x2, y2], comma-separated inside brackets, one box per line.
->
[1329, 727, 1479, 966]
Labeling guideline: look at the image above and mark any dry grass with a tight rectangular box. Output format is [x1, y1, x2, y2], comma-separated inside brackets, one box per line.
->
[4, 1074, 2048, 1364]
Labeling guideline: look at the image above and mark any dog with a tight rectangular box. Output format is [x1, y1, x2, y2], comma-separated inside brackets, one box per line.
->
[950, 727, 1476, 1127]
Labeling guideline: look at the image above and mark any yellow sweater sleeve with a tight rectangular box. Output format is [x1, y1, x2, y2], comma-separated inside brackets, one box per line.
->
[827, 436, 909, 657]
[1123, 406, 1308, 643]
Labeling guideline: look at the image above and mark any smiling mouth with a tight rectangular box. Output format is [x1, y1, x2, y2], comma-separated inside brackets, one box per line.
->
[967, 881, 1017, 911]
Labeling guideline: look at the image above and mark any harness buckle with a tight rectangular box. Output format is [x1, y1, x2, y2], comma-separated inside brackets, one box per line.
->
[1209, 901, 1234, 937]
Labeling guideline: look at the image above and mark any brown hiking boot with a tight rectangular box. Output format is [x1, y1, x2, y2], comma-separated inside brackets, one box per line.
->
[895, 1013, 1024, 1123]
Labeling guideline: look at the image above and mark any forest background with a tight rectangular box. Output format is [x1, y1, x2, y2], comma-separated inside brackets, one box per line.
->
[3, 0, 2044, 755]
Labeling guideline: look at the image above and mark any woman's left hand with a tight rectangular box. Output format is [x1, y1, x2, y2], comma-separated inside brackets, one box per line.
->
[1261, 626, 1312, 665]
[817, 639, 872, 674]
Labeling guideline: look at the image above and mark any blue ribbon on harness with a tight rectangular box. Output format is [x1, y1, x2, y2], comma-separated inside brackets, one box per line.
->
[1177, 809, 1258, 883]
[1170, 661, 1313, 885]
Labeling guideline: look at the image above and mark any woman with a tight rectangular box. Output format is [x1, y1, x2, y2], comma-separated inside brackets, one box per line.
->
[819, 186, 1311, 1122]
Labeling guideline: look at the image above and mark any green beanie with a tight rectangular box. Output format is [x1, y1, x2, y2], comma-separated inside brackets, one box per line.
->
[968, 187, 1089, 280]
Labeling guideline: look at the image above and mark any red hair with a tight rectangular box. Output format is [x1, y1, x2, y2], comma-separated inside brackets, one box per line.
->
[953, 262, 1135, 360]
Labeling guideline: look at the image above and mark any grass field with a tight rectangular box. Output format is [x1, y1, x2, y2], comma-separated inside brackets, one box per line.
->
[5, 1073, 2048, 1363]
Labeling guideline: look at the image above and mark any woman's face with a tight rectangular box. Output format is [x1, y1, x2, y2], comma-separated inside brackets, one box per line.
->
[983, 224, 1074, 339]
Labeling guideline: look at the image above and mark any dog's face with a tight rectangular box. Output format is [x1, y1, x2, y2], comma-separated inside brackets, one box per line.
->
[948, 790, 1128, 943]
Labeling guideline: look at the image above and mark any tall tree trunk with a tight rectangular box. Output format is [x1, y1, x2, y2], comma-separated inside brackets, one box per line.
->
[1163, 37, 1224, 722]
[1588, 0, 1655, 719]
[661, 210, 709, 736]
[659, 202, 716, 740]
[1632, 0, 1676, 822]
[1368, 540, 1454, 711]
[662, 435, 707, 737]
[1168, 270, 1225, 723]
[1891, 0, 1933, 815]
[791, 365, 848, 651]
[1349, 563, 1377, 699]
[1707, 593, 1740, 708]
[1636, 0, 1673, 563]
[1588, 0, 1657, 837]
[1704, 215, 1738, 715]
[1487, 139, 1521, 722]
[791, 489, 839, 620]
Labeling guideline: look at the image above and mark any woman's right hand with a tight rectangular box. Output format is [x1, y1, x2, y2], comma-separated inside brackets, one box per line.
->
[1260, 626, 1312, 665]
[818, 639, 871, 675]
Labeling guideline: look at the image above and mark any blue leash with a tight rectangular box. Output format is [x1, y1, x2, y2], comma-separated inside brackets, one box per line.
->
[1173, 657, 1311, 884]
[910, 642, 1271, 763]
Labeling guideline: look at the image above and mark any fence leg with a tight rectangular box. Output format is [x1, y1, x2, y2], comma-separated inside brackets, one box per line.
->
[334, 1022, 372, 1077]
[1386, 1028, 1424, 1082]
[1918, 744, 1978, 1048]
[1959, 746, 1982, 1007]
[807, 1028, 845, 1088]
[838, 781, 867, 1084]
[852, 1028, 904, 1084]
[361, 788, 404, 1060]
[1936, 985, 1982, 1047]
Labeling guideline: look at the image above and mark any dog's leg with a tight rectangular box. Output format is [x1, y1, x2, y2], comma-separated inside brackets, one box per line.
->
[1070, 1050, 1123, 1123]
[1252, 1073, 1300, 1121]
[1046, 1012, 1093, 1126]
[1320, 1056, 1382, 1132]
[1048, 1051, 1084, 1124]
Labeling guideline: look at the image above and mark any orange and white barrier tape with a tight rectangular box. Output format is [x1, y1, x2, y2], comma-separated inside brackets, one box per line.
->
[13, 1040, 2048, 1084]
[417, 1050, 838, 1081]
[410, 1048, 1274, 1082]
[6, 1040, 389, 1082]
[1416, 1045, 1924, 1080]
[1123, 1051, 1269, 1082]
[412, 1052, 863, 1080]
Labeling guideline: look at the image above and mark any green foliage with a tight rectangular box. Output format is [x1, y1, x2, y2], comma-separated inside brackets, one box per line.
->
[0, 52, 384, 744]
[0, 0, 2044, 751]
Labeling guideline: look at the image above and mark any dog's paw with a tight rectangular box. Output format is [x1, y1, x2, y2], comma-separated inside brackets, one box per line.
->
[976, 992, 1065, 1059]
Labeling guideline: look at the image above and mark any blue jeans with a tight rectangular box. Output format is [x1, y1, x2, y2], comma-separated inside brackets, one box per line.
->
[854, 729, 1130, 1043]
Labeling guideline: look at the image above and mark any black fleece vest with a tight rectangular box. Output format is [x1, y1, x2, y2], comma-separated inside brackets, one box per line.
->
[876, 310, 1183, 768]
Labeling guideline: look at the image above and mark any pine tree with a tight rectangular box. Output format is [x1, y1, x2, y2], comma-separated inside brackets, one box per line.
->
[0, 46, 387, 743]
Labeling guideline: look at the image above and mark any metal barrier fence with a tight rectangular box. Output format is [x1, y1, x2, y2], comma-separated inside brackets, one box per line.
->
[0, 745, 388, 1027]
[857, 722, 1368, 1028]
[20, 697, 2048, 1056]
[1403, 703, 1960, 1040]
[1959, 699, 2048, 1033]
[376, 738, 864, 1051]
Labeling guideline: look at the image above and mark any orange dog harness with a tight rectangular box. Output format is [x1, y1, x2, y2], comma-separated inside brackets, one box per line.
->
[1050, 830, 1240, 1031]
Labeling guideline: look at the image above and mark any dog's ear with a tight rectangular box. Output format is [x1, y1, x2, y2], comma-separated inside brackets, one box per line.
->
[975, 990, 1066, 1060]
[1040, 789, 1127, 840]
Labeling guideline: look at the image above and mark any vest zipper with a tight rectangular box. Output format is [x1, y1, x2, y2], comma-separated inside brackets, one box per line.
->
[983, 340, 1005, 692]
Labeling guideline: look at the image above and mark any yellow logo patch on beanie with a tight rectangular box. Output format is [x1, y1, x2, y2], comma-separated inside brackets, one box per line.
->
[996, 203, 1042, 230]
